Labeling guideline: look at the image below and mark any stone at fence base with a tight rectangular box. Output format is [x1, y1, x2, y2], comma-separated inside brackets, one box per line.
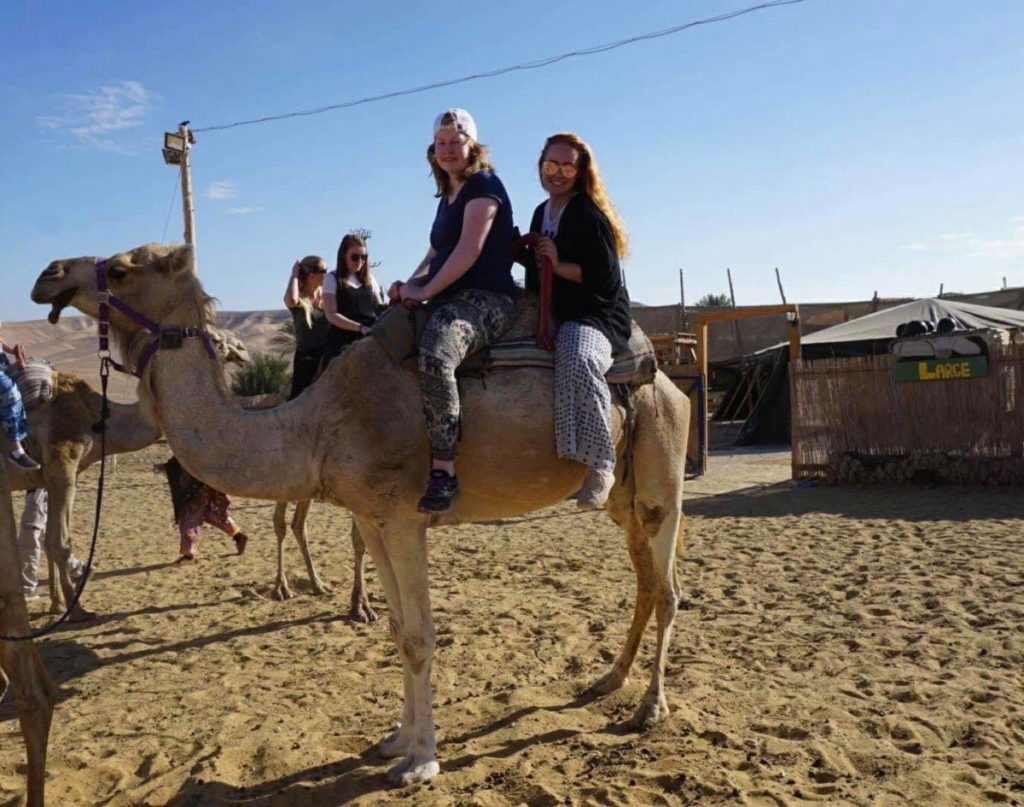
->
[823, 451, 1024, 486]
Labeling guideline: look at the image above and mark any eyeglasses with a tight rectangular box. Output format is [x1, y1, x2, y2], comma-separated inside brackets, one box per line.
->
[541, 160, 578, 180]
[348, 253, 368, 263]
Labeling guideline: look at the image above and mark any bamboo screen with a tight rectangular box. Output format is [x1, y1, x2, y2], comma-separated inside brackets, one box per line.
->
[791, 343, 1024, 471]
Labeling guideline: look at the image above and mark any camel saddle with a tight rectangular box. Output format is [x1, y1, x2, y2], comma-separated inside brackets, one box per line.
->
[4, 356, 54, 410]
[371, 292, 657, 387]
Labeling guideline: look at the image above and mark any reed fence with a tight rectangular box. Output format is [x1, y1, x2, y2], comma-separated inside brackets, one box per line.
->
[791, 343, 1024, 481]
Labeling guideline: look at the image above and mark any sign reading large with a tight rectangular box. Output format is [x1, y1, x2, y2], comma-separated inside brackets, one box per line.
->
[894, 356, 989, 382]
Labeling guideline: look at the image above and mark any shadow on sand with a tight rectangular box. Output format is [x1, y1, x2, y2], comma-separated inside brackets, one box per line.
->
[685, 479, 1024, 522]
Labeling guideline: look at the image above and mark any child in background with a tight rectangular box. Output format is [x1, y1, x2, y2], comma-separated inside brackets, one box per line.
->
[154, 457, 250, 562]
[0, 321, 40, 471]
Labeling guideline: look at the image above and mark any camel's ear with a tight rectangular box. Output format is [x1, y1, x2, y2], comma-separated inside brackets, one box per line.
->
[157, 245, 195, 276]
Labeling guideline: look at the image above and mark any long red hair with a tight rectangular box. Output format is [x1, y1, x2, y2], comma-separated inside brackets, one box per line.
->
[540, 132, 628, 258]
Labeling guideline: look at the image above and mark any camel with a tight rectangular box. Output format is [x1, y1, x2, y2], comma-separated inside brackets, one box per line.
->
[32, 243, 689, 786]
[0, 446, 57, 807]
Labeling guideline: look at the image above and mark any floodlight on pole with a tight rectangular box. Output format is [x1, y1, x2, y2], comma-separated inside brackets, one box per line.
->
[161, 122, 197, 254]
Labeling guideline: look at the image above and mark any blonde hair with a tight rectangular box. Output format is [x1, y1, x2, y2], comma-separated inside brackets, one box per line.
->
[296, 255, 326, 328]
[427, 112, 495, 198]
[540, 132, 629, 258]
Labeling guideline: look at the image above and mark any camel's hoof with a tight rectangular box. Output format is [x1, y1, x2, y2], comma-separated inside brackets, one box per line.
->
[48, 602, 64, 616]
[271, 584, 293, 601]
[350, 598, 378, 623]
[628, 693, 670, 731]
[589, 668, 627, 696]
[68, 606, 97, 623]
[387, 754, 439, 786]
[311, 579, 333, 596]
[378, 727, 411, 759]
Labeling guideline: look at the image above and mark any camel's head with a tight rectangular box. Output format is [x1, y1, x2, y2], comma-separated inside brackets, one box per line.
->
[32, 243, 207, 332]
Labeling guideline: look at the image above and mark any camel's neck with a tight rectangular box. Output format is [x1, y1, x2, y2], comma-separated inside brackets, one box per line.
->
[104, 401, 161, 455]
[145, 339, 322, 502]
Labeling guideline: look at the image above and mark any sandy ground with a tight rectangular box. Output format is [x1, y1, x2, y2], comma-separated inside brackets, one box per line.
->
[1, 446, 1022, 806]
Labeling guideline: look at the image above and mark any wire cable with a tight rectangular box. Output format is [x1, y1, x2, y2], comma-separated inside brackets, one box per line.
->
[192, 0, 804, 134]
[160, 166, 182, 243]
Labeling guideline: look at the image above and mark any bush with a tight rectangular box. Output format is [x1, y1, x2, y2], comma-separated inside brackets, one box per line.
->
[231, 352, 291, 396]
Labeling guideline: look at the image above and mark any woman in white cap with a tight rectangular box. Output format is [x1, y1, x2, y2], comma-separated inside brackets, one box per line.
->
[389, 109, 516, 513]
[521, 132, 632, 510]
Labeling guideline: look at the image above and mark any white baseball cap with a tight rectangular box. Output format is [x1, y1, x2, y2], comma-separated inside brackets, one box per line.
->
[433, 108, 478, 142]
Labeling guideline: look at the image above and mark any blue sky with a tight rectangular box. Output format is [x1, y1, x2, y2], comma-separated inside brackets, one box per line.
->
[2, 0, 1022, 322]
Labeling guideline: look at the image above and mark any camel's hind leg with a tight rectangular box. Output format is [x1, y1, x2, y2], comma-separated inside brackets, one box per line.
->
[348, 522, 377, 622]
[271, 502, 293, 600]
[289, 501, 332, 596]
[596, 374, 687, 728]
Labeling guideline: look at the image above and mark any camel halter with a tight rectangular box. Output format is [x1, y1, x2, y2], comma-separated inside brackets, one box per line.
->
[95, 259, 217, 377]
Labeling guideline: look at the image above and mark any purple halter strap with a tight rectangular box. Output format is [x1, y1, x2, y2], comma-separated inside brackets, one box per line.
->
[95, 259, 217, 378]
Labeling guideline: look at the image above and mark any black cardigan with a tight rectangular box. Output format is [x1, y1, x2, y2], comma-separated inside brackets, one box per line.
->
[523, 193, 632, 354]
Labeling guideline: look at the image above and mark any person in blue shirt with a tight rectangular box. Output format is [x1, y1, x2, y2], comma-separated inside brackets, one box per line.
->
[390, 109, 516, 513]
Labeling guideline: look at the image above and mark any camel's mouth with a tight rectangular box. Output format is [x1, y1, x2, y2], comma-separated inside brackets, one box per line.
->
[46, 288, 78, 324]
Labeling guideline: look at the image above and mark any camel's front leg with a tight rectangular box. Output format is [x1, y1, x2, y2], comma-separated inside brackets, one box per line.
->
[291, 500, 332, 596]
[380, 520, 438, 786]
[348, 522, 377, 622]
[352, 515, 421, 769]
[271, 502, 292, 600]
[1, 640, 57, 807]
[43, 468, 92, 621]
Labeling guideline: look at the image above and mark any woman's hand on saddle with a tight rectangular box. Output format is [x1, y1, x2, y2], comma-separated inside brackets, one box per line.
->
[387, 281, 404, 304]
[535, 236, 559, 268]
[400, 283, 430, 305]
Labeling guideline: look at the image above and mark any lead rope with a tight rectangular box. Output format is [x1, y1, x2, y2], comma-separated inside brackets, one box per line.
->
[0, 357, 109, 641]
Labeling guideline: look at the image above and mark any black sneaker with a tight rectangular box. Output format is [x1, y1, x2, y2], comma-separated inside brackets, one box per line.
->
[8, 451, 40, 471]
[417, 470, 459, 513]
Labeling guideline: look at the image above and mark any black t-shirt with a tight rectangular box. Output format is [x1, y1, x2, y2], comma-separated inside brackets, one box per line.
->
[524, 193, 632, 354]
[288, 305, 330, 354]
[428, 170, 516, 299]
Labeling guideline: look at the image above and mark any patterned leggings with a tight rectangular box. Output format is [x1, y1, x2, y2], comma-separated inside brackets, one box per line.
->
[0, 368, 28, 444]
[418, 289, 515, 462]
[554, 321, 615, 473]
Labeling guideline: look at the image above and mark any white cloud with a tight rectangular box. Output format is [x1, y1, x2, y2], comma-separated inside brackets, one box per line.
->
[36, 80, 154, 152]
[226, 206, 263, 215]
[204, 181, 239, 201]
[901, 218, 1024, 261]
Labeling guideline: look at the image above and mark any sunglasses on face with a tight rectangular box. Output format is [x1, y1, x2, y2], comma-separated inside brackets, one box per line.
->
[541, 160, 579, 180]
[348, 253, 368, 263]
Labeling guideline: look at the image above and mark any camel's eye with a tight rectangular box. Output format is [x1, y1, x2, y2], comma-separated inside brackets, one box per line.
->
[106, 266, 128, 282]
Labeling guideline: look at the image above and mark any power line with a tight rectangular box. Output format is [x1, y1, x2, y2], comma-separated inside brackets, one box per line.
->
[160, 166, 181, 243]
[192, 0, 804, 134]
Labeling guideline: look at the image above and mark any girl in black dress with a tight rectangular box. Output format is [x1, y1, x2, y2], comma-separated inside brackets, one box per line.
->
[322, 233, 386, 367]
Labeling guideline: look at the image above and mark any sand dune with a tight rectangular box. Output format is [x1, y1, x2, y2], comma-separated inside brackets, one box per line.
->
[1, 449, 1021, 804]
[4, 311, 290, 400]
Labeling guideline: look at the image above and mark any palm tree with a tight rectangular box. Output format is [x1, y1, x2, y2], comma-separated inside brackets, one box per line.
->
[694, 293, 732, 308]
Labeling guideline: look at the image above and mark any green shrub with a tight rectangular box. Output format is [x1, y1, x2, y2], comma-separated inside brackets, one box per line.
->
[231, 352, 291, 396]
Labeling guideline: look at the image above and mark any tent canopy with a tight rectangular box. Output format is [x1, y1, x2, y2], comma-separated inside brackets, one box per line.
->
[802, 297, 1024, 347]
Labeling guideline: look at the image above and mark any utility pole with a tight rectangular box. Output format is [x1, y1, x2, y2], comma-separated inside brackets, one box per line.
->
[726, 267, 745, 356]
[162, 122, 197, 265]
[178, 124, 196, 250]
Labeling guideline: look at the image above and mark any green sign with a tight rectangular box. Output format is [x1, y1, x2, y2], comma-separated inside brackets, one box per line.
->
[894, 356, 988, 382]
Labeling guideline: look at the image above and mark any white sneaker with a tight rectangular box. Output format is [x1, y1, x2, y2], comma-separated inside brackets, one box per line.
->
[577, 469, 615, 511]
